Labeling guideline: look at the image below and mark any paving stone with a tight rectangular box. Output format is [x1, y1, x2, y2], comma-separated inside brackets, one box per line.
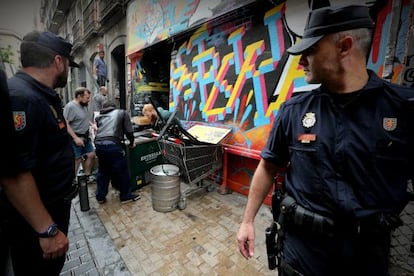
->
[61, 180, 414, 275]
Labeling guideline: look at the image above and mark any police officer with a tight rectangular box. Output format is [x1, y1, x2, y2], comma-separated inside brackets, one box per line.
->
[0, 66, 18, 275]
[0, 31, 79, 275]
[237, 5, 413, 276]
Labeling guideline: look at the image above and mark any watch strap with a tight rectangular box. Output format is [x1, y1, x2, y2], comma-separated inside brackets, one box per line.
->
[37, 223, 59, 238]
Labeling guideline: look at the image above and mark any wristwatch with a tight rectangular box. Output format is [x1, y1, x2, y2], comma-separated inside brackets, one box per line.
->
[37, 223, 59, 238]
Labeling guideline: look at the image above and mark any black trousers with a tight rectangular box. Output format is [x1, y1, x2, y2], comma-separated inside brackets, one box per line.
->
[97, 75, 107, 86]
[282, 227, 391, 276]
[1, 199, 71, 276]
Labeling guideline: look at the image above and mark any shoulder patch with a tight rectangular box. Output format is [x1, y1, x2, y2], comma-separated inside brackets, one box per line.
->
[383, 117, 397, 131]
[13, 111, 26, 131]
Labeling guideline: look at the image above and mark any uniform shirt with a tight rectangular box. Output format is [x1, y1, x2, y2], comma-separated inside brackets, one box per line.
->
[7, 71, 74, 203]
[262, 70, 414, 219]
[0, 69, 19, 177]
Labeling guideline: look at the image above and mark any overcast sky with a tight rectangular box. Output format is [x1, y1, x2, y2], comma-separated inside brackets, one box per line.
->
[0, 0, 42, 38]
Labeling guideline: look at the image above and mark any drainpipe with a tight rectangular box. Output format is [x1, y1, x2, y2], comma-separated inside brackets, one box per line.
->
[382, 0, 402, 81]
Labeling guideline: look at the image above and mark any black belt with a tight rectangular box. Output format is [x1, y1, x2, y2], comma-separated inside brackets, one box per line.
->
[75, 132, 89, 138]
[94, 140, 117, 146]
[280, 196, 401, 237]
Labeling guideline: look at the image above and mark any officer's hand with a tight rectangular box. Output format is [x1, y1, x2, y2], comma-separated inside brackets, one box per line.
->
[237, 222, 255, 259]
[128, 142, 136, 149]
[39, 230, 69, 260]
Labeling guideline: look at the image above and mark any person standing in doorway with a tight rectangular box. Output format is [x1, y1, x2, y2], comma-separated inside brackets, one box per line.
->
[93, 50, 108, 87]
[91, 85, 108, 117]
[0, 30, 79, 276]
[237, 5, 413, 276]
[63, 87, 96, 184]
[94, 100, 141, 204]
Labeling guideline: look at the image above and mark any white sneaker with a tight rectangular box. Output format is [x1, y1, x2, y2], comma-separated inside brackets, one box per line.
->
[87, 175, 96, 183]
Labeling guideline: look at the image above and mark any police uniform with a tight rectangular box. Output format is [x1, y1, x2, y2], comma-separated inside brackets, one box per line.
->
[2, 71, 75, 274]
[261, 70, 414, 275]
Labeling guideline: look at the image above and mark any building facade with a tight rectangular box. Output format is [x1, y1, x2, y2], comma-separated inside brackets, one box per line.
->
[37, 0, 414, 273]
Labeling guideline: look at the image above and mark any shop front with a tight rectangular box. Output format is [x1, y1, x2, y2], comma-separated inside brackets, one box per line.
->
[125, 0, 414, 205]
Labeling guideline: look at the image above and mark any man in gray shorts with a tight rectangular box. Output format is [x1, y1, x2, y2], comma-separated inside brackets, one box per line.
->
[63, 87, 96, 183]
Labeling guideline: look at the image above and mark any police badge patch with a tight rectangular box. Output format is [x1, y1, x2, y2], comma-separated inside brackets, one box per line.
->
[13, 111, 26, 131]
[383, 117, 397, 131]
[302, 112, 316, 128]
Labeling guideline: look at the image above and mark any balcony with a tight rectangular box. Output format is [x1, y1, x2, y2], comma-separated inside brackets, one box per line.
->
[83, 0, 99, 41]
[99, 0, 125, 29]
[71, 20, 82, 51]
[46, 0, 72, 32]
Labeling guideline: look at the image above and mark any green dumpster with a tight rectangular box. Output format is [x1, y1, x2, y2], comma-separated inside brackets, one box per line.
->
[128, 136, 163, 191]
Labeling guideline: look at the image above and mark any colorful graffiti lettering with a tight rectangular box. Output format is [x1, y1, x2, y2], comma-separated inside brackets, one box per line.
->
[170, 3, 304, 149]
[169, 1, 413, 150]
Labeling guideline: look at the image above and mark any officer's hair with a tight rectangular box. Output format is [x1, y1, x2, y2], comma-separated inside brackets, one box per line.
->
[74, 87, 91, 98]
[20, 31, 56, 68]
[331, 28, 373, 57]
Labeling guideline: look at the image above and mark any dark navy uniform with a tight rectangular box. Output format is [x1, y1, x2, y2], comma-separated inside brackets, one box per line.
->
[1, 71, 75, 275]
[7, 71, 75, 202]
[262, 70, 414, 275]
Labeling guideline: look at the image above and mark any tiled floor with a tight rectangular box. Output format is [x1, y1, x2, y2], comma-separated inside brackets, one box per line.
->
[89, 180, 276, 275]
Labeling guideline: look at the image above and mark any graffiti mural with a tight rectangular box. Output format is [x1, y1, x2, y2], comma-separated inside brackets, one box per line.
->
[367, 0, 414, 86]
[171, 2, 292, 150]
[169, 0, 414, 150]
[127, 0, 255, 55]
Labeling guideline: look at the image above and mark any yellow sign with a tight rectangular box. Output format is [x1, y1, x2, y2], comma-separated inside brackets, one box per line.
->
[187, 124, 231, 144]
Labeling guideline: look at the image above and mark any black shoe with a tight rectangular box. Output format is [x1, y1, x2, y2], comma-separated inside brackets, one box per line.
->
[120, 194, 141, 204]
[97, 198, 106, 204]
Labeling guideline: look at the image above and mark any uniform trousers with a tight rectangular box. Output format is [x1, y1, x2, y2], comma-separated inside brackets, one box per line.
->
[1, 198, 71, 276]
[282, 226, 391, 276]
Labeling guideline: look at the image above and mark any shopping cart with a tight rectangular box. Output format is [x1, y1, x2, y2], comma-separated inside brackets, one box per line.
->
[159, 138, 222, 209]
[148, 98, 223, 210]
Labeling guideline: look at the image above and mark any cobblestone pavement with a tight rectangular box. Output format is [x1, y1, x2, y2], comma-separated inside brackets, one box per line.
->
[62, 180, 275, 275]
[61, 180, 414, 276]
[61, 193, 131, 276]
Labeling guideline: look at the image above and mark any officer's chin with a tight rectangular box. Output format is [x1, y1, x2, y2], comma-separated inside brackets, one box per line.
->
[54, 74, 68, 89]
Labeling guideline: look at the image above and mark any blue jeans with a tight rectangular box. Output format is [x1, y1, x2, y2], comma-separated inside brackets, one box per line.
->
[71, 138, 95, 159]
[95, 143, 133, 201]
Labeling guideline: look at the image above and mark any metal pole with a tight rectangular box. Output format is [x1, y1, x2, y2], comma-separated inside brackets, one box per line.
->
[78, 173, 90, 212]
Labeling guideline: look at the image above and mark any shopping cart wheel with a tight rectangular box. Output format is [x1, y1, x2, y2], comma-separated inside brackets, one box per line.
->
[178, 198, 186, 210]
[206, 184, 215, 192]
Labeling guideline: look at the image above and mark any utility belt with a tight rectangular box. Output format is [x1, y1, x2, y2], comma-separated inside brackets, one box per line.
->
[280, 196, 402, 237]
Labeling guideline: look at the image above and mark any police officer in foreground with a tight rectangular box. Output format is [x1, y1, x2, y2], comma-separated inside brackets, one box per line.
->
[237, 5, 413, 276]
[0, 31, 79, 275]
[0, 66, 19, 275]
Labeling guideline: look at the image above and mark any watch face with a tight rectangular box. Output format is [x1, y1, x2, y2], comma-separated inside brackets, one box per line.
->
[48, 224, 59, 236]
[38, 223, 59, 238]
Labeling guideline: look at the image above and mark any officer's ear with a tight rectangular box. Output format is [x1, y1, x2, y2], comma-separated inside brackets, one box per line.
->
[337, 35, 353, 56]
